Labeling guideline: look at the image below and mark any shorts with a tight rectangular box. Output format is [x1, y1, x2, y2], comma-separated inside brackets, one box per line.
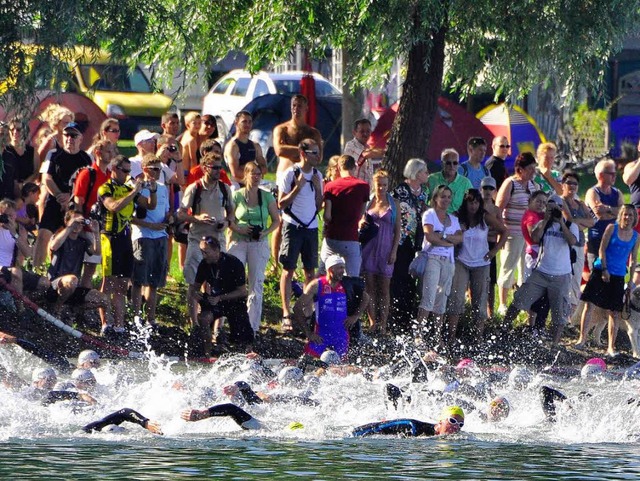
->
[101, 232, 133, 278]
[45, 284, 91, 304]
[22, 270, 43, 292]
[279, 222, 318, 271]
[0, 266, 11, 285]
[39, 197, 65, 232]
[84, 252, 102, 264]
[132, 237, 168, 288]
[581, 268, 626, 312]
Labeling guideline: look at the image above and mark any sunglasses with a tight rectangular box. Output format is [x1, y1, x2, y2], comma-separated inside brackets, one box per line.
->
[117, 166, 131, 173]
[106, 128, 120, 133]
[445, 161, 459, 166]
[63, 132, 80, 138]
[305, 150, 320, 155]
[204, 121, 216, 127]
[203, 164, 222, 170]
[10, 126, 22, 132]
[201, 235, 220, 247]
[482, 186, 495, 191]
[499, 144, 511, 148]
[448, 417, 464, 427]
[602, 171, 616, 176]
[564, 181, 578, 186]
[146, 166, 161, 171]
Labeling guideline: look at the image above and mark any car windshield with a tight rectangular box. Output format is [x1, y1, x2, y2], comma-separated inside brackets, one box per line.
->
[273, 79, 340, 97]
[79, 64, 152, 93]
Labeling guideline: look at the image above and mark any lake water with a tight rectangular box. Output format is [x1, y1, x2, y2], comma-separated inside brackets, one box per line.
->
[2, 342, 640, 480]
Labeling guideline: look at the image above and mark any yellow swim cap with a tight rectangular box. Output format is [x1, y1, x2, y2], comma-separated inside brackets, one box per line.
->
[440, 405, 465, 420]
[288, 421, 305, 430]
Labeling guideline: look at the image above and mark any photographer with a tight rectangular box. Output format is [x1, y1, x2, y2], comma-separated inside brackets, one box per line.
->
[97, 155, 157, 337]
[228, 162, 280, 334]
[503, 195, 579, 344]
[46, 211, 110, 322]
[188, 236, 253, 357]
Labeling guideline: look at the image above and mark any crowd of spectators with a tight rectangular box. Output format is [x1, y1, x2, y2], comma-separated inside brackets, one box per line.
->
[2, 97, 640, 360]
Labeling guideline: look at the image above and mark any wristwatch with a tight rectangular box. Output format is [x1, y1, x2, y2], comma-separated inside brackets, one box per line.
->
[442, 232, 448, 240]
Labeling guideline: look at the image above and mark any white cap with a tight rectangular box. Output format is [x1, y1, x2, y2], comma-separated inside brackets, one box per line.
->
[277, 366, 303, 385]
[78, 349, 100, 366]
[134, 129, 159, 145]
[547, 194, 563, 206]
[508, 366, 532, 389]
[581, 363, 604, 380]
[71, 368, 96, 384]
[32, 367, 56, 382]
[320, 350, 341, 366]
[325, 255, 346, 271]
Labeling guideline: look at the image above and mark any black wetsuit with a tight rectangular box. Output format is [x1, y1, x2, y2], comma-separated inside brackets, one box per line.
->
[234, 381, 318, 407]
[353, 419, 437, 437]
[43, 390, 86, 406]
[83, 408, 150, 432]
[207, 403, 255, 428]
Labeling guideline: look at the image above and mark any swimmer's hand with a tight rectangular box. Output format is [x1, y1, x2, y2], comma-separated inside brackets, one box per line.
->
[0, 332, 16, 344]
[181, 408, 209, 422]
[144, 420, 163, 435]
[79, 393, 97, 405]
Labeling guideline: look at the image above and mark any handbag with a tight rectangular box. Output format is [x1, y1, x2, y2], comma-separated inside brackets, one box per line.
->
[358, 213, 379, 245]
[408, 251, 428, 278]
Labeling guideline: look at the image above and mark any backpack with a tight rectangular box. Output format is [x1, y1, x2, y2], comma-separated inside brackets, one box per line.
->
[282, 166, 320, 228]
[461, 162, 489, 180]
[68, 166, 97, 213]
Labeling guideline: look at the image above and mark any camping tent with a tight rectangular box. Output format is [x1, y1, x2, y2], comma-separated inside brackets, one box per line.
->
[369, 98, 494, 163]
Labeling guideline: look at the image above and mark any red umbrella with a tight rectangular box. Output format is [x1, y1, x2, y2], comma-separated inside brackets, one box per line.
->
[369, 98, 494, 161]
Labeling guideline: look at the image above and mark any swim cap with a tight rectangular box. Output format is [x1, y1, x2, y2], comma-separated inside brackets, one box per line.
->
[320, 350, 341, 366]
[488, 396, 511, 421]
[288, 421, 305, 430]
[32, 367, 56, 382]
[585, 357, 607, 372]
[278, 366, 303, 385]
[581, 363, 603, 380]
[439, 405, 465, 421]
[325, 255, 346, 271]
[508, 366, 532, 389]
[72, 368, 96, 384]
[455, 358, 476, 371]
[78, 350, 100, 366]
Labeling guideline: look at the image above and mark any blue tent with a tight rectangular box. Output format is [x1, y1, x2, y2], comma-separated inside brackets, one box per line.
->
[229, 93, 342, 168]
[610, 115, 640, 158]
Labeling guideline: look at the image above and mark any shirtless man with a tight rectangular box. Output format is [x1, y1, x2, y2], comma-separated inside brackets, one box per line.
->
[272, 95, 323, 262]
[224, 111, 267, 187]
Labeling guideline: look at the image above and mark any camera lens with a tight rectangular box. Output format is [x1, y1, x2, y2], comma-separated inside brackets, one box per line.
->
[168, 145, 178, 152]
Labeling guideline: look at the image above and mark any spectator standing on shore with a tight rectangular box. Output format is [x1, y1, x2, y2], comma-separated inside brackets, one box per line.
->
[485, 137, 510, 191]
[427, 149, 472, 214]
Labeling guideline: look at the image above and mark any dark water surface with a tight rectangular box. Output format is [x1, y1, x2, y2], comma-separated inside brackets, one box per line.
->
[4, 437, 640, 480]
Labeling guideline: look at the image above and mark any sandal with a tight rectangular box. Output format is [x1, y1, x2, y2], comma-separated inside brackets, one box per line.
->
[281, 316, 294, 333]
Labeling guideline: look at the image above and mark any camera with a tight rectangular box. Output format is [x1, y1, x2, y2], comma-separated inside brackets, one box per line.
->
[551, 207, 562, 219]
[216, 221, 225, 230]
[0, 214, 9, 224]
[82, 218, 91, 226]
[142, 181, 151, 189]
[249, 224, 263, 241]
[167, 145, 178, 153]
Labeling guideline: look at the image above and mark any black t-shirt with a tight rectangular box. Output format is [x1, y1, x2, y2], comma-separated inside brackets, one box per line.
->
[45, 149, 91, 193]
[4, 145, 35, 182]
[48, 236, 91, 279]
[195, 252, 246, 298]
[485, 155, 508, 191]
[0, 153, 16, 199]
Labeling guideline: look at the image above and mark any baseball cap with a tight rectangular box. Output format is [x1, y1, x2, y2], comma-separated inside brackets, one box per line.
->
[325, 254, 346, 271]
[480, 177, 496, 190]
[63, 122, 81, 134]
[134, 129, 159, 145]
[78, 349, 100, 366]
[547, 194, 563, 205]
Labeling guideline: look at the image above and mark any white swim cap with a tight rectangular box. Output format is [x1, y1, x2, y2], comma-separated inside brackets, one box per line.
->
[320, 350, 341, 366]
[78, 350, 100, 366]
[278, 366, 303, 385]
[581, 363, 603, 380]
[508, 366, 532, 389]
[72, 368, 96, 384]
[32, 367, 56, 382]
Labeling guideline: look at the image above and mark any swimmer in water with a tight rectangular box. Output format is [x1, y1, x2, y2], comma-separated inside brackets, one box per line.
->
[83, 408, 163, 434]
[352, 405, 465, 437]
[181, 403, 262, 430]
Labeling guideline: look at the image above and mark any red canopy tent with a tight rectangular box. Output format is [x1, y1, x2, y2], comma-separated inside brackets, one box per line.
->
[369, 98, 494, 162]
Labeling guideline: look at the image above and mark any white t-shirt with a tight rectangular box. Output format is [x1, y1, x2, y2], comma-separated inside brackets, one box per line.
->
[277, 165, 323, 228]
[457, 224, 490, 267]
[0, 228, 16, 267]
[421, 209, 461, 262]
[537, 221, 580, 276]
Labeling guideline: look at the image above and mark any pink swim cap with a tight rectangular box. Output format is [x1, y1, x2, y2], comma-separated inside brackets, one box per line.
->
[585, 357, 606, 371]
[456, 358, 475, 371]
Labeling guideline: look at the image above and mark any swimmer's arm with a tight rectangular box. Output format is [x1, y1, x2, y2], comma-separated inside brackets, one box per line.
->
[181, 403, 261, 430]
[234, 381, 264, 405]
[83, 408, 162, 434]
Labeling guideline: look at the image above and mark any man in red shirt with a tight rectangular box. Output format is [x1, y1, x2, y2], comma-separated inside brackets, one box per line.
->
[322, 154, 370, 276]
[72, 139, 116, 288]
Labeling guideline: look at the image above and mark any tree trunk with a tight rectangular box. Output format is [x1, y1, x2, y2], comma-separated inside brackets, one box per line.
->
[341, 49, 364, 149]
[383, 25, 447, 186]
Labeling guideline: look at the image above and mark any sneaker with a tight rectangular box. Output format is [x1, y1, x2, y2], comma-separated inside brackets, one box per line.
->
[497, 304, 508, 316]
